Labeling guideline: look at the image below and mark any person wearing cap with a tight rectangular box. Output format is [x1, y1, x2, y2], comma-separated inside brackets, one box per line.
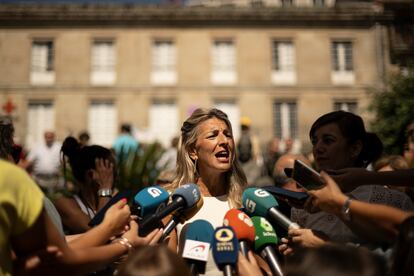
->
[237, 116, 263, 185]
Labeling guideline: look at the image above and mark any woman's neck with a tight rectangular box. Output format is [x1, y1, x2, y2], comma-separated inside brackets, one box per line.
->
[196, 170, 228, 197]
[80, 188, 97, 210]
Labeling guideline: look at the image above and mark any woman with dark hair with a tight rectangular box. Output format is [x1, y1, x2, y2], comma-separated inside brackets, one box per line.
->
[309, 110, 383, 171]
[280, 111, 414, 253]
[54, 136, 116, 234]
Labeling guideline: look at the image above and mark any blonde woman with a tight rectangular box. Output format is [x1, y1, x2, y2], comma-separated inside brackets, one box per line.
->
[166, 108, 247, 275]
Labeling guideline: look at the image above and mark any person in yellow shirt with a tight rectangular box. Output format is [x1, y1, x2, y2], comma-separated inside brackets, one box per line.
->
[0, 159, 44, 275]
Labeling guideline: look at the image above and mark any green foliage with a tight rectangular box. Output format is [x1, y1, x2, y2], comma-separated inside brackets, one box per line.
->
[115, 142, 166, 193]
[370, 66, 414, 155]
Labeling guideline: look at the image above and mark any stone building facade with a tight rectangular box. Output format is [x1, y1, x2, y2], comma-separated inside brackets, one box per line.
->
[0, 0, 394, 151]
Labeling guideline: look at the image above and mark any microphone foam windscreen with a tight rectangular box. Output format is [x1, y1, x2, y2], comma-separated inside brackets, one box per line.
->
[242, 188, 278, 217]
[223, 209, 255, 242]
[173, 183, 201, 209]
[182, 220, 214, 262]
[251, 216, 278, 252]
[133, 186, 169, 218]
[212, 226, 239, 268]
[185, 219, 215, 243]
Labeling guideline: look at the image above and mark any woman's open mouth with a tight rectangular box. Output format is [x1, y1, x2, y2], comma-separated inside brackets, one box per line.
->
[215, 150, 230, 163]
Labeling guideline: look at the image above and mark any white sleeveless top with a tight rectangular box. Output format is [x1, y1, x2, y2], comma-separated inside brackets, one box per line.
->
[73, 194, 96, 219]
[177, 195, 231, 276]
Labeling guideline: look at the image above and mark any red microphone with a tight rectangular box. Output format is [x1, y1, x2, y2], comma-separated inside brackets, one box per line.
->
[223, 209, 256, 257]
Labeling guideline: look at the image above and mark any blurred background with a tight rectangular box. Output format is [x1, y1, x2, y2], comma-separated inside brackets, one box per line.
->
[0, 0, 413, 156]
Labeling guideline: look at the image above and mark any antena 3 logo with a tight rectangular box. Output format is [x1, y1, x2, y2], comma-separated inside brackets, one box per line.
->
[182, 240, 210, 261]
[148, 187, 162, 198]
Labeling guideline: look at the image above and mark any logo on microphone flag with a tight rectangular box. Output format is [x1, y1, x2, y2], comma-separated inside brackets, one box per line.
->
[183, 240, 210, 261]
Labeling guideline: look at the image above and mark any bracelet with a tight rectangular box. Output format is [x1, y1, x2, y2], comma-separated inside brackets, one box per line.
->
[98, 188, 113, 197]
[341, 197, 353, 222]
[115, 237, 133, 253]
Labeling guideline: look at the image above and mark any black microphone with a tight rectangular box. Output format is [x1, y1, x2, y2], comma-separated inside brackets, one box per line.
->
[139, 183, 201, 236]
[162, 197, 204, 240]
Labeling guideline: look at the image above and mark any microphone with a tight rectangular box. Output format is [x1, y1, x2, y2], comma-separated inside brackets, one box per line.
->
[132, 186, 169, 218]
[182, 219, 214, 276]
[223, 209, 255, 257]
[242, 188, 300, 231]
[212, 226, 239, 276]
[162, 196, 204, 240]
[139, 183, 201, 236]
[251, 216, 284, 276]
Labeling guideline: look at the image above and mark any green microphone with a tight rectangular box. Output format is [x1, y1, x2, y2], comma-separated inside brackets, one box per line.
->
[243, 187, 300, 230]
[251, 216, 283, 276]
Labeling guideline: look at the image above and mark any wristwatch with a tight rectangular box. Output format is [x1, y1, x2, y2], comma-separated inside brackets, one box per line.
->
[98, 188, 113, 197]
[341, 197, 353, 222]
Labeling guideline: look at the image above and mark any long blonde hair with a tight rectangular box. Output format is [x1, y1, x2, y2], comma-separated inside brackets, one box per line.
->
[168, 108, 247, 208]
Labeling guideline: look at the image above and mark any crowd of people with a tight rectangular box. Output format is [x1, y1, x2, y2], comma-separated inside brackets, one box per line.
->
[1, 108, 414, 276]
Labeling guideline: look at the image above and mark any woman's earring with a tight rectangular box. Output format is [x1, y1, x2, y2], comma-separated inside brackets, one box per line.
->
[193, 158, 198, 175]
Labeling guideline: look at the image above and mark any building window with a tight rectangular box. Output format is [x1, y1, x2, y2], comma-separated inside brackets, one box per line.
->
[273, 101, 298, 140]
[271, 40, 296, 85]
[148, 100, 179, 148]
[30, 40, 55, 86]
[214, 100, 241, 141]
[331, 41, 355, 85]
[313, 0, 325, 6]
[211, 40, 236, 86]
[88, 101, 117, 146]
[90, 40, 116, 86]
[334, 101, 358, 114]
[151, 40, 177, 86]
[26, 101, 55, 149]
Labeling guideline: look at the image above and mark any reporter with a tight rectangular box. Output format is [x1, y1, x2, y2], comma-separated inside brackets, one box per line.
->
[307, 172, 413, 243]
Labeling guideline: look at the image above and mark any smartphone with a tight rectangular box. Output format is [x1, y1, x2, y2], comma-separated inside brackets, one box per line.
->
[88, 190, 132, 227]
[292, 159, 324, 190]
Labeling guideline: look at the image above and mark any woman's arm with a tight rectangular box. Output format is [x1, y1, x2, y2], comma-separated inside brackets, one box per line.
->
[13, 208, 163, 275]
[309, 172, 414, 243]
[68, 199, 131, 249]
[330, 168, 414, 192]
[54, 196, 91, 233]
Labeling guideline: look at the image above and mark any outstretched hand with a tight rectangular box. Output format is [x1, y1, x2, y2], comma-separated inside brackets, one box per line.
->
[307, 171, 347, 216]
[122, 220, 163, 248]
[237, 251, 262, 276]
[102, 198, 131, 236]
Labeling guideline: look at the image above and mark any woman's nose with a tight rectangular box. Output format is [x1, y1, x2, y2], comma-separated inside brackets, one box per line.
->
[313, 141, 324, 153]
[218, 133, 228, 145]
